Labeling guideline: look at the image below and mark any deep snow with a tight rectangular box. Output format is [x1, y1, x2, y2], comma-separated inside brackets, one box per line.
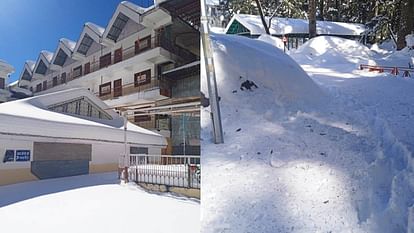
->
[201, 34, 414, 232]
[0, 173, 200, 233]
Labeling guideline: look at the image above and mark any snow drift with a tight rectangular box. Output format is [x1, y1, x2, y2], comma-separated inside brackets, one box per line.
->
[206, 33, 324, 109]
[257, 34, 285, 50]
[289, 36, 375, 67]
[202, 34, 414, 232]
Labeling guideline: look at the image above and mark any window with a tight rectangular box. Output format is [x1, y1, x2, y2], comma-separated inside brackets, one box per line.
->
[84, 62, 90, 75]
[134, 69, 151, 87]
[36, 83, 42, 92]
[99, 53, 111, 69]
[42, 81, 48, 91]
[135, 36, 151, 54]
[77, 33, 94, 55]
[107, 13, 129, 42]
[99, 82, 111, 96]
[22, 70, 32, 81]
[113, 79, 122, 97]
[35, 60, 48, 75]
[61, 72, 67, 83]
[130, 147, 148, 155]
[48, 96, 112, 120]
[73, 65, 82, 78]
[52, 76, 58, 87]
[134, 112, 151, 122]
[114, 48, 122, 64]
[54, 49, 68, 66]
[0, 78, 4, 89]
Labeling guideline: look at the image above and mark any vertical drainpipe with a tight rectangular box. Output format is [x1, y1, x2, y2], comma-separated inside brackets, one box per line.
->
[200, 0, 224, 144]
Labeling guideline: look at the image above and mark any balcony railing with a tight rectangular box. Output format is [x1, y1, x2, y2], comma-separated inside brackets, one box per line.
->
[94, 77, 172, 101]
[34, 35, 197, 94]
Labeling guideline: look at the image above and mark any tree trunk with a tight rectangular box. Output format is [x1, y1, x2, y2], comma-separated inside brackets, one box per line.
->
[319, 0, 324, 20]
[309, 0, 317, 38]
[397, 0, 414, 49]
[254, 0, 270, 35]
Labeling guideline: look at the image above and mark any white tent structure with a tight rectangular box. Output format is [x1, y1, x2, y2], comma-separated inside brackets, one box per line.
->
[0, 88, 166, 186]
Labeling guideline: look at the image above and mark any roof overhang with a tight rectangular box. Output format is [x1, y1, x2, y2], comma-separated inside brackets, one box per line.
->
[33, 51, 55, 77]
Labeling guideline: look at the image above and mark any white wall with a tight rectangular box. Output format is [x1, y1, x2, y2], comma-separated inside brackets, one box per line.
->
[0, 138, 33, 170]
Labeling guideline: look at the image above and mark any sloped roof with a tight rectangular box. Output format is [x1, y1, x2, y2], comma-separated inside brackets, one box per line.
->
[85, 22, 105, 36]
[0, 88, 166, 146]
[60, 38, 76, 52]
[26, 60, 36, 71]
[227, 14, 366, 36]
[40, 50, 54, 63]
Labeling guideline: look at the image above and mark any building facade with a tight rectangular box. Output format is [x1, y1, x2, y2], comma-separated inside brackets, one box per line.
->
[16, 0, 200, 155]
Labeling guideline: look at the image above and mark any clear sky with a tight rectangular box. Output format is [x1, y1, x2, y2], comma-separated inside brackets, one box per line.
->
[0, 0, 154, 83]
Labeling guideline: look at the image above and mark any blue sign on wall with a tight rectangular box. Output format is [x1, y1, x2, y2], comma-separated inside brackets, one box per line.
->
[3, 150, 15, 163]
[16, 150, 30, 162]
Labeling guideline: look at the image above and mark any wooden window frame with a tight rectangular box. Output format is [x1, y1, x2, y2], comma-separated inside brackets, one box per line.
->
[0, 78, 4, 89]
[36, 83, 42, 92]
[42, 81, 48, 91]
[84, 62, 90, 75]
[73, 65, 83, 78]
[99, 52, 112, 69]
[135, 36, 151, 54]
[52, 76, 58, 87]
[61, 72, 67, 84]
[114, 48, 123, 64]
[113, 79, 122, 97]
[134, 69, 151, 87]
[134, 112, 151, 122]
[99, 82, 111, 96]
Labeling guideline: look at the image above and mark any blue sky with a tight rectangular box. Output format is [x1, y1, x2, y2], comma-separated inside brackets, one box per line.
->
[0, 0, 154, 83]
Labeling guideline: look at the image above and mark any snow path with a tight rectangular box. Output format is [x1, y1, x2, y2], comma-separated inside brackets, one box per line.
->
[201, 35, 414, 232]
[0, 173, 200, 233]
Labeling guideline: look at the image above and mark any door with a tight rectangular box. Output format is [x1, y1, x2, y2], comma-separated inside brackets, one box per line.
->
[113, 79, 122, 97]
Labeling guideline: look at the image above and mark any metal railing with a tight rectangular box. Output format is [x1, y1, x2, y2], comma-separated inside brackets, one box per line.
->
[128, 154, 200, 189]
[34, 35, 197, 94]
[94, 77, 172, 101]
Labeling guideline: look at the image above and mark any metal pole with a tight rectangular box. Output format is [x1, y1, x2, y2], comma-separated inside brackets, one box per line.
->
[201, 0, 224, 144]
[123, 111, 129, 182]
[182, 113, 186, 155]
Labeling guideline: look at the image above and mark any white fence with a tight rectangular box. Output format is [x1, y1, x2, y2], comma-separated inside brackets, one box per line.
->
[127, 155, 200, 189]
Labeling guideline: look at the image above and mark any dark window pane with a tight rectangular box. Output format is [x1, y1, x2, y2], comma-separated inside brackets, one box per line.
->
[77, 33, 94, 55]
[35, 60, 47, 75]
[107, 13, 129, 42]
[53, 49, 68, 66]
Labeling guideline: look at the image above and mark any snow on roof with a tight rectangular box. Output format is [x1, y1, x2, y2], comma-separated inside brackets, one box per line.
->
[26, 60, 36, 71]
[60, 38, 76, 52]
[121, 1, 147, 14]
[0, 59, 14, 74]
[205, 0, 220, 5]
[85, 22, 105, 36]
[0, 88, 166, 146]
[8, 80, 18, 87]
[40, 50, 54, 63]
[228, 14, 366, 36]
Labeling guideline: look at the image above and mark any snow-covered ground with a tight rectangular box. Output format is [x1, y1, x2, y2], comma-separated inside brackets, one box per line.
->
[201, 34, 414, 232]
[0, 173, 200, 233]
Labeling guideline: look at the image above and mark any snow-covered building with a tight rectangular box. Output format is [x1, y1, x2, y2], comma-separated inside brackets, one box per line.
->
[0, 60, 15, 103]
[16, 0, 200, 155]
[225, 14, 366, 49]
[0, 88, 166, 186]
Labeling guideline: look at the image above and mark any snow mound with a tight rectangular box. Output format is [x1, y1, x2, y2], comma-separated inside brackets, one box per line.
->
[208, 34, 323, 108]
[406, 34, 414, 48]
[257, 34, 284, 50]
[290, 36, 375, 67]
